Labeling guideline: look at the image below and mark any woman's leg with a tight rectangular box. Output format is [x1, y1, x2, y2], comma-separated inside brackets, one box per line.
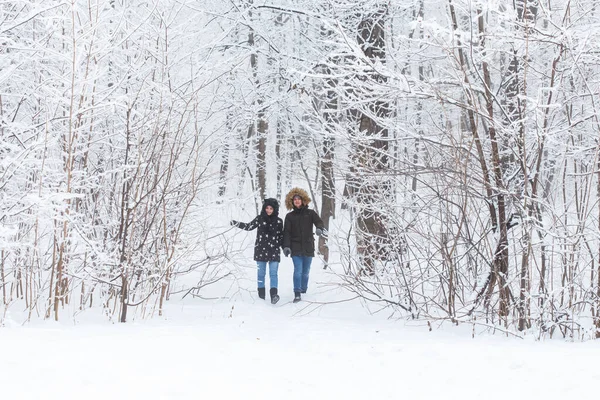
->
[257, 261, 267, 289]
[268, 261, 279, 289]
[269, 261, 280, 304]
[300, 256, 313, 293]
[256, 261, 267, 299]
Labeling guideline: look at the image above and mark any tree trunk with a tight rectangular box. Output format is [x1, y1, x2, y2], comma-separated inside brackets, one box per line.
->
[477, 8, 510, 320]
[248, 7, 267, 200]
[218, 116, 232, 199]
[350, 5, 391, 273]
[447, 0, 498, 230]
[320, 133, 335, 265]
[276, 118, 284, 200]
[1, 250, 5, 306]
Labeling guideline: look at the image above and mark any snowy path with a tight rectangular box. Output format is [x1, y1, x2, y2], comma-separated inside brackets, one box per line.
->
[2, 262, 600, 399]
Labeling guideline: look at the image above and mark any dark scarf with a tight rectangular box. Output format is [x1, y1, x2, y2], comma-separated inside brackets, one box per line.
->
[260, 211, 278, 234]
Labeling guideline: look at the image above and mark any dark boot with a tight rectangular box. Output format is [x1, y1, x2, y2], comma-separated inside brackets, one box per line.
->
[270, 288, 280, 305]
[293, 292, 301, 303]
[258, 287, 266, 300]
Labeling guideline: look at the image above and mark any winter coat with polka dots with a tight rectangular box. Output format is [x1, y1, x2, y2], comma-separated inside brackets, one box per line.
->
[233, 207, 284, 262]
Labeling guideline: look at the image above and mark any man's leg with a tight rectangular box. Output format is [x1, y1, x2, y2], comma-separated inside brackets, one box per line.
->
[291, 256, 303, 293]
[300, 256, 313, 294]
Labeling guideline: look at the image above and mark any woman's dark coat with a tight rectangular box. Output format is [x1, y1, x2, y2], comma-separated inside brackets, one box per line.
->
[283, 188, 324, 257]
[232, 198, 283, 262]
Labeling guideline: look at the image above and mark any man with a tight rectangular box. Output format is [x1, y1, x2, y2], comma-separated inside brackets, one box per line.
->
[282, 188, 325, 303]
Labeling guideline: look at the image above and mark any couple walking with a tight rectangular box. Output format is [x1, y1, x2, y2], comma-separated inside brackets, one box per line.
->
[230, 188, 325, 304]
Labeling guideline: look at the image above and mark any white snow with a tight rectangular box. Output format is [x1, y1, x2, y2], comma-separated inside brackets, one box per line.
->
[2, 260, 600, 400]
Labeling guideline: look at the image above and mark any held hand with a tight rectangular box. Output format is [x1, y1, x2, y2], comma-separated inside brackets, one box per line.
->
[315, 228, 326, 236]
[283, 247, 291, 257]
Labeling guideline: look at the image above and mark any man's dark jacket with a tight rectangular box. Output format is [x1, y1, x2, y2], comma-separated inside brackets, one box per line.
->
[283, 188, 324, 257]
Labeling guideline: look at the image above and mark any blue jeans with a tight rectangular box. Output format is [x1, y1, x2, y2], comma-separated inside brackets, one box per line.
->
[257, 261, 279, 289]
[291, 256, 313, 293]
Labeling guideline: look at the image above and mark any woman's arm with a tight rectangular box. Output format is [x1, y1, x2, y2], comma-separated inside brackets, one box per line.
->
[231, 216, 259, 231]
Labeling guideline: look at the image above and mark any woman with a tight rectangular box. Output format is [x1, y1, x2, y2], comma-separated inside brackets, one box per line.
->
[282, 188, 325, 303]
[231, 198, 283, 304]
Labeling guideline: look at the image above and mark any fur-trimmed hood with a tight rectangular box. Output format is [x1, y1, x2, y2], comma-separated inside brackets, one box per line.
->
[285, 187, 311, 210]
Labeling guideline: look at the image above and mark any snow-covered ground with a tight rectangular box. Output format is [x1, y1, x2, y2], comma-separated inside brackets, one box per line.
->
[2, 258, 600, 400]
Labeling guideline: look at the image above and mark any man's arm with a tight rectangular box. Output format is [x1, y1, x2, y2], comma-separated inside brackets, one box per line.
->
[277, 218, 284, 248]
[283, 214, 291, 249]
[311, 210, 324, 230]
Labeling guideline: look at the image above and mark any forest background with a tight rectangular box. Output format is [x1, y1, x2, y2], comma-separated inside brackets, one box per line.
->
[2, 0, 600, 341]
